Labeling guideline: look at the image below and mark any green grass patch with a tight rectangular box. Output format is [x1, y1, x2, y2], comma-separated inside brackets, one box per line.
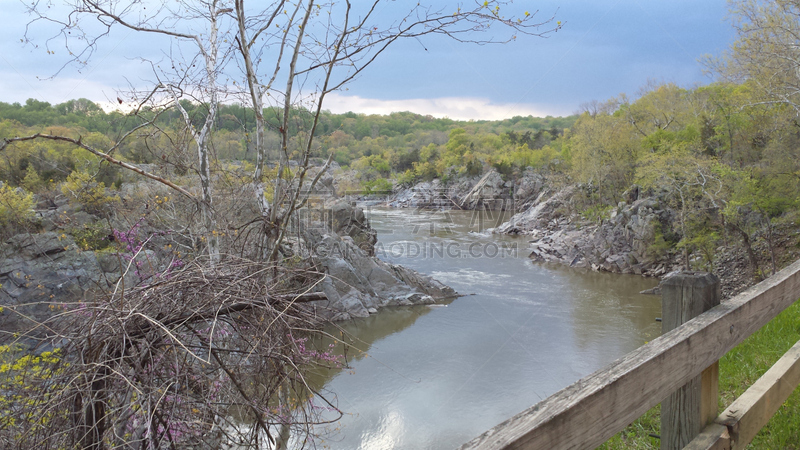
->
[600, 299, 800, 449]
[580, 204, 614, 224]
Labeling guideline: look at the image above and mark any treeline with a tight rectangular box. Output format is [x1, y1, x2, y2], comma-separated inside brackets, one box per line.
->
[0, 97, 573, 186]
[4, 0, 800, 278]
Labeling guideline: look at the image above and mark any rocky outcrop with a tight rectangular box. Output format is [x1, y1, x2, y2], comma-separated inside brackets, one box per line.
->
[459, 170, 510, 210]
[326, 198, 378, 255]
[305, 228, 456, 321]
[497, 186, 681, 277]
[386, 170, 520, 210]
[386, 179, 460, 209]
[1, 199, 456, 338]
[513, 169, 547, 210]
[496, 186, 575, 234]
[0, 232, 103, 343]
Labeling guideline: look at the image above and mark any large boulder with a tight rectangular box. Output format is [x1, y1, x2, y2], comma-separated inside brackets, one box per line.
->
[387, 179, 452, 209]
[514, 169, 546, 210]
[326, 199, 378, 255]
[459, 170, 510, 210]
[387, 172, 514, 211]
[496, 185, 574, 234]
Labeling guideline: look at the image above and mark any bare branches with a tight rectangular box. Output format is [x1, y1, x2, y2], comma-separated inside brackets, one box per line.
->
[1, 257, 338, 449]
[5, 2, 562, 447]
[293, 1, 559, 84]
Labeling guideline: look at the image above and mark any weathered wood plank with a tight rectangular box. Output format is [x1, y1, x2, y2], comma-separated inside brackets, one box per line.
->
[688, 338, 800, 449]
[684, 423, 731, 450]
[725, 338, 800, 447]
[661, 273, 720, 449]
[459, 259, 800, 450]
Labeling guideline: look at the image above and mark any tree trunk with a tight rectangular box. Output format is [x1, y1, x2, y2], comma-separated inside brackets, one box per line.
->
[734, 224, 761, 281]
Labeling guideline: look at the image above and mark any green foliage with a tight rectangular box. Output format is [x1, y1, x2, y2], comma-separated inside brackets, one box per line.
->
[647, 222, 678, 261]
[412, 160, 440, 181]
[679, 230, 720, 271]
[569, 112, 640, 203]
[0, 184, 37, 238]
[361, 177, 393, 195]
[20, 166, 45, 193]
[396, 169, 418, 186]
[60, 171, 120, 215]
[0, 344, 63, 438]
[580, 204, 613, 224]
[69, 221, 112, 251]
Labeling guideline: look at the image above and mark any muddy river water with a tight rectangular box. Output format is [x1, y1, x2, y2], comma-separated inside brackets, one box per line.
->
[308, 207, 661, 449]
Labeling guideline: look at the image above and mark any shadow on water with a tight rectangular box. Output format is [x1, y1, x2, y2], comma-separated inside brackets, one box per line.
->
[306, 304, 449, 390]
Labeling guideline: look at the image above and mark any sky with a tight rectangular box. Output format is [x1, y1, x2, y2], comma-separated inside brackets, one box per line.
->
[0, 0, 737, 120]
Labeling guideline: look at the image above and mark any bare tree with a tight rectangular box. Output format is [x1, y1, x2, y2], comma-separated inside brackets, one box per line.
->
[18, 0, 559, 262]
[229, 1, 561, 259]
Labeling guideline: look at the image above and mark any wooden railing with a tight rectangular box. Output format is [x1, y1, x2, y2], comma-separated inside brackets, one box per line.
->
[460, 258, 800, 450]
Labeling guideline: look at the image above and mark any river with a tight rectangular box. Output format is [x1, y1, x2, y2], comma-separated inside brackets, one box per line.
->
[308, 207, 661, 449]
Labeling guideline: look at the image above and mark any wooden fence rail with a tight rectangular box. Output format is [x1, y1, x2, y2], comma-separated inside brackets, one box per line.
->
[460, 258, 800, 450]
[686, 338, 800, 449]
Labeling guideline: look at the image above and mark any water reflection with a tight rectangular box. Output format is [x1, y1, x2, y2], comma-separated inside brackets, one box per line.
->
[305, 305, 442, 390]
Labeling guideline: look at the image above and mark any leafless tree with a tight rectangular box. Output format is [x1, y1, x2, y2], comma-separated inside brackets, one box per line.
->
[17, 0, 558, 261]
[1, 254, 339, 449]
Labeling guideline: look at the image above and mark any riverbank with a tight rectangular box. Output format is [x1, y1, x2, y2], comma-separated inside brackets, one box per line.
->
[0, 195, 456, 345]
[494, 182, 800, 300]
[377, 170, 799, 300]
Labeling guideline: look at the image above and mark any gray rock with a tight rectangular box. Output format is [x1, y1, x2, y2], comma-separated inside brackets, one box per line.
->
[496, 184, 679, 277]
[305, 228, 456, 321]
[460, 170, 509, 210]
[0, 232, 104, 344]
[326, 199, 378, 255]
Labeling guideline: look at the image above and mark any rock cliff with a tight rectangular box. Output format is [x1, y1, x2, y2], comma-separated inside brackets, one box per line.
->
[305, 227, 456, 321]
[385, 169, 544, 211]
[497, 186, 681, 277]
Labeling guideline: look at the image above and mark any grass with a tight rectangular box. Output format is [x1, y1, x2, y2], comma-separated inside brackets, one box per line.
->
[599, 299, 800, 449]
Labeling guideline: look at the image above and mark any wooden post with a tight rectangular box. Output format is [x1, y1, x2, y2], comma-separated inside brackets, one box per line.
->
[660, 272, 721, 449]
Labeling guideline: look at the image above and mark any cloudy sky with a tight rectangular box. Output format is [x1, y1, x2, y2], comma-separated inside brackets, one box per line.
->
[0, 0, 736, 120]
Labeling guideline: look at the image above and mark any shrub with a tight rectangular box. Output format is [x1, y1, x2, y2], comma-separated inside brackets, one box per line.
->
[69, 221, 112, 251]
[581, 204, 613, 224]
[396, 169, 417, 186]
[60, 171, 120, 215]
[0, 184, 37, 238]
[361, 177, 392, 195]
[0, 344, 63, 441]
[20, 166, 45, 193]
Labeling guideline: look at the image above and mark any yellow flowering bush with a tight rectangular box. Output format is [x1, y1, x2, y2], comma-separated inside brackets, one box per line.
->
[0, 345, 64, 440]
[60, 170, 120, 215]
